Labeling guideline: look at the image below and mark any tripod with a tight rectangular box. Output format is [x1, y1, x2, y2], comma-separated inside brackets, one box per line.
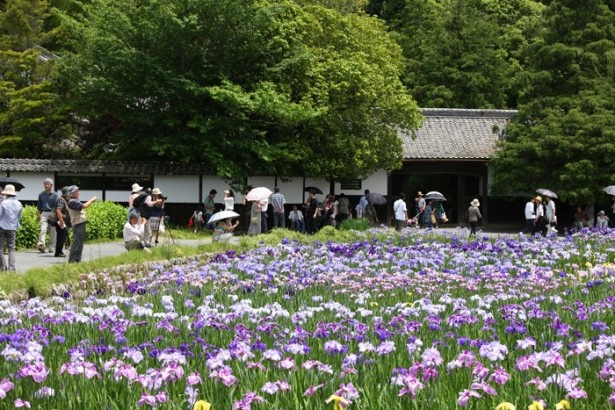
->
[152, 211, 176, 246]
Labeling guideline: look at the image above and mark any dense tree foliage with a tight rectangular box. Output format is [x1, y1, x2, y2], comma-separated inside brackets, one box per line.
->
[490, 0, 615, 204]
[368, 0, 545, 109]
[0, 0, 72, 158]
[57, 0, 420, 182]
[1, 0, 614, 196]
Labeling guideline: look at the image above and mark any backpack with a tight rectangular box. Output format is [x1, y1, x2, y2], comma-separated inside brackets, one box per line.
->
[132, 192, 151, 218]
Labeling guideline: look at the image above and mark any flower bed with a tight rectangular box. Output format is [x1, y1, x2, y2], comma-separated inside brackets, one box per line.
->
[1, 229, 614, 409]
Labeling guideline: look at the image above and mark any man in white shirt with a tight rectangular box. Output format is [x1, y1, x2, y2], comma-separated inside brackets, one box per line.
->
[393, 193, 408, 232]
[123, 213, 151, 252]
[534, 196, 547, 236]
[523, 197, 535, 234]
[545, 196, 557, 232]
[260, 198, 269, 233]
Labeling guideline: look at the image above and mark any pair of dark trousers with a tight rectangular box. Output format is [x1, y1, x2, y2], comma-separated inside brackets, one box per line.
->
[55, 224, 68, 256]
[524, 218, 534, 234]
[0, 229, 16, 271]
[69, 222, 86, 263]
[273, 211, 285, 228]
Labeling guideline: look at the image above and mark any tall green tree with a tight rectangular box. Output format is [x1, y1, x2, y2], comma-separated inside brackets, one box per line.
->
[490, 0, 615, 204]
[0, 0, 72, 158]
[58, 0, 420, 183]
[371, 0, 544, 109]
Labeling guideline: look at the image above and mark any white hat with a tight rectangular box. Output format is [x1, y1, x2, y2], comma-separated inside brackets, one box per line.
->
[152, 188, 162, 195]
[132, 183, 143, 193]
[1, 184, 17, 196]
[471, 198, 480, 207]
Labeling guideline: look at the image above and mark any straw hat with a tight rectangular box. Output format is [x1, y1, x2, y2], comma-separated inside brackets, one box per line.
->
[132, 183, 143, 193]
[1, 184, 17, 196]
[471, 198, 480, 207]
[152, 188, 162, 195]
[535, 196, 542, 203]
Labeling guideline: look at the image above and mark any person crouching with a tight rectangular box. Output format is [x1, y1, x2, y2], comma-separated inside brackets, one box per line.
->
[123, 213, 151, 252]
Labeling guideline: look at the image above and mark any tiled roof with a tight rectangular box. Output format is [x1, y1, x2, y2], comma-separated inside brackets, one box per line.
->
[0, 158, 212, 175]
[400, 108, 517, 160]
[1, 109, 518, 173]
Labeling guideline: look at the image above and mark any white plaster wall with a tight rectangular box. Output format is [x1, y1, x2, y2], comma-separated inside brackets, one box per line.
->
[333, 169, 389, 195]
[9, 172, 55, 202]
[7, 171, 391, 205]
[155, 175, 200, 203]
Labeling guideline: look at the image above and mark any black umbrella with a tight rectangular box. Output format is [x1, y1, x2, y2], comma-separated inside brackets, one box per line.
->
[304, 186, 324, 195]
[367, 192, 387, 205]
[0, 177, 25, 191]
[423, 191, 447, 201]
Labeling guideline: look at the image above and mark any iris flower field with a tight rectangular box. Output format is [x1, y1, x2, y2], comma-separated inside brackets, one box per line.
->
[1, 228, 614, 409]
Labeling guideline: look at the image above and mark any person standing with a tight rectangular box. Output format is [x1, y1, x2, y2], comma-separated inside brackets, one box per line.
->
[305, 190, 320, 234]
[610, 196, 615, 228]
[270, 187, 286, 229]
[203, 189, 217, 228]
[0, 185, 22, 271]
[545, 196, 557, 233]
[393, 193, 408, 232]
[358, 190, 369, 218]
[336, 193, 350, 225]
[66, 185, 96, 263]
[53, 187, 71, 258]
[415, 191, 425, 227]
[523, 197, 536, 234]
[36, 178, 58, 253]
[423, 199, 435, 231]
[247, 200, 261, 236]
[467, 198, 482, 237]
[533, 196, 547, 236]
[148, 188, 165, 245]
[128, 183, 143, 219]
[260, 198, 269, 233]
[223, 189, 235, 211]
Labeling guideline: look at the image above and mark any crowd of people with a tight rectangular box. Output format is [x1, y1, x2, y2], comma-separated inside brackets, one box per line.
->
[1, 178, 613, 271]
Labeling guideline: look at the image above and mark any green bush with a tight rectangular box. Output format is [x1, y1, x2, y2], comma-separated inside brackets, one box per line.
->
[339, 218, 370, 231]
[85, 201, 128, 240]
[15, 202, 127, 250]
[16, 206, 39, 250]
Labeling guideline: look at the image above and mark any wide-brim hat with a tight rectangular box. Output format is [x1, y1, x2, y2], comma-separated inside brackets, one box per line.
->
[68, 185, 79, 195]
[535, 196, 542, 203]
[1, 184, 17, 196]
[471, 198, 480, 207]
[152, 188, 162, 195]
[61, 186, 70, 197]
[132, 183, 143, 193]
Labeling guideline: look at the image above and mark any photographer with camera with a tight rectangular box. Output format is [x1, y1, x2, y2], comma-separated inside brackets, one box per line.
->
[149, 188, 166, 245]
[132, 187, 163, 247]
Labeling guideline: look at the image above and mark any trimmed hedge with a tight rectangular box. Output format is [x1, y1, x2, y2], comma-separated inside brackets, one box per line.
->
[16, 202, 127, 250]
